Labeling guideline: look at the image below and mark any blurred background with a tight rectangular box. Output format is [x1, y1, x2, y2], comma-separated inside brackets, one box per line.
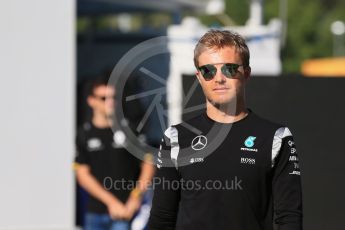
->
[1, 0, 344, 229]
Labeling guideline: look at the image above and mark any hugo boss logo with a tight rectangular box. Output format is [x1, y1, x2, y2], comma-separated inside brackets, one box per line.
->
[241, 157, 256, 165]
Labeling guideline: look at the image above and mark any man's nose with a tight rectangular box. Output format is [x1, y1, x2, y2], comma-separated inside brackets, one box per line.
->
[214, 67, 226, 83]
[106, 97, 115, 104]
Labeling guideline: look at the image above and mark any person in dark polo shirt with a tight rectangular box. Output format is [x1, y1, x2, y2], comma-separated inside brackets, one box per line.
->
[75, 77, 154, 230]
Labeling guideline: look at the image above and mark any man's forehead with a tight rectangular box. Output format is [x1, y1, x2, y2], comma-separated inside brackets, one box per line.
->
[202, 46, 237, 54]
[94, 85, 115, 94]
[198, 46, 240, 63]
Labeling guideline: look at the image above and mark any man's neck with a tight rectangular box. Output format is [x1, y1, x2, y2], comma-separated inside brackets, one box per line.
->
[92, 112, 113, 128]
[206, 99, 248, 124]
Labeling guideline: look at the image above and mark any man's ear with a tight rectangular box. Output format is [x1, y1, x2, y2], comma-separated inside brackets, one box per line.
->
[244, 66, 251, 81]
[87, 96, 94, 108]
[195, 71, 202, 84]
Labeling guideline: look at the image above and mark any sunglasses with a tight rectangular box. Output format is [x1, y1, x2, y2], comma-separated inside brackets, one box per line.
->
[198, 63, 244, 81]
[92, 95, 115, 101]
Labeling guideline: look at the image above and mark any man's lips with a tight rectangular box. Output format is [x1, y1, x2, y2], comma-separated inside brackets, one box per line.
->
[213, 87, 229, 92]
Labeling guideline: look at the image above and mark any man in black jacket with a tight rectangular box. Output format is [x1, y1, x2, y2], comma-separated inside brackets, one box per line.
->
[148, 29, 303, 230]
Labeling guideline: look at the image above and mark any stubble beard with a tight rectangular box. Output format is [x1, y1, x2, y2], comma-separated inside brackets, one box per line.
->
[206, 95, 237, 113]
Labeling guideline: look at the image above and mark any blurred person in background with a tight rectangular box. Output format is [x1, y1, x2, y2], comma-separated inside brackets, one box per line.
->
[74, 76, 155, 230]
[148, 30, 303, 230]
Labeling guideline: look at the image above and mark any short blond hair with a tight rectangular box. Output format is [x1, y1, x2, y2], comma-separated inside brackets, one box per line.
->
[194, 29, 250, 68]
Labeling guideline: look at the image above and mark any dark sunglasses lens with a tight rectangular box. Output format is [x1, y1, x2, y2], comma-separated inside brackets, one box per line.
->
[222, 64, 239, 78]
[200, 65, 217, 80]
[94, 96, 115, 101]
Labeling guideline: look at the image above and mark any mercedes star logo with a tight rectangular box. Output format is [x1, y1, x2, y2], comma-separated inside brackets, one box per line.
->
[191, 135, 207, 151]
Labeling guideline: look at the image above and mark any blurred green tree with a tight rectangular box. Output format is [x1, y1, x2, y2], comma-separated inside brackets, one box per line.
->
[265, 0, 344, 73]
[198, 0, 345, 74]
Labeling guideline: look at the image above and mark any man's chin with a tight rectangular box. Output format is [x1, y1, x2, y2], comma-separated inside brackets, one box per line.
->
[208, 97, 237, 108]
